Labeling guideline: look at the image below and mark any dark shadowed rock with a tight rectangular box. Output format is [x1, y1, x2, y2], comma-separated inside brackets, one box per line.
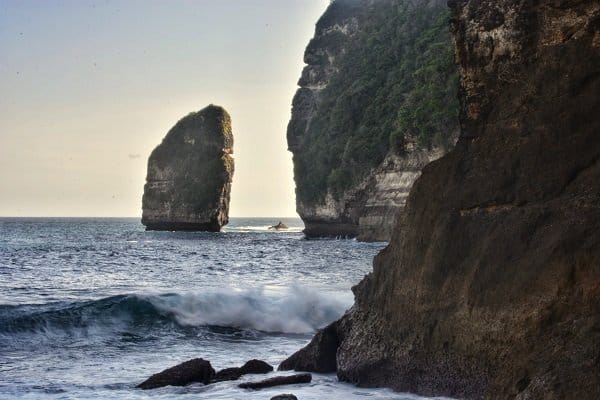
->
[213, 359, 273, 382]
[214, 367, 243, 382]
[137, 358, 215, 390]
[238, 373, 312, 389]
[141, 104, 234, 232]
[240, 359, 273, 374]
[271, 395, 298, 400]
[278, 321, 339, 373]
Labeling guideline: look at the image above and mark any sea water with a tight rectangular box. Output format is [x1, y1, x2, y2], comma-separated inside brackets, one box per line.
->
[0, 218, 448, 400]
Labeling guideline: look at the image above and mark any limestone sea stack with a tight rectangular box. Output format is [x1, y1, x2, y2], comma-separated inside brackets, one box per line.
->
[141, 105, 234, 231]
[288, 0, 459, 241]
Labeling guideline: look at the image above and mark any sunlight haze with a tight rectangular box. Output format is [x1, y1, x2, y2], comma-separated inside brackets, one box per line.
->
[0, 0, 329, 217]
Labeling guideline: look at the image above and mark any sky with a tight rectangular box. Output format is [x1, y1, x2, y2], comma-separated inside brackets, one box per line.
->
[0, 0, 330, 217]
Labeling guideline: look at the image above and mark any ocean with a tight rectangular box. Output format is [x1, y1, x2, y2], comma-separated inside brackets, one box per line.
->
[0, 217, 447, 400]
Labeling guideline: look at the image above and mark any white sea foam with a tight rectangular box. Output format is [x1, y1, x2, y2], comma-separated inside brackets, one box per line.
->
[145, 286, 352, 334]
[222, 225, 304, 233]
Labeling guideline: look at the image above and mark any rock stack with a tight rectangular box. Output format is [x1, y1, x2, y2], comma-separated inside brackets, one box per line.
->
[142, 104, 234, 231]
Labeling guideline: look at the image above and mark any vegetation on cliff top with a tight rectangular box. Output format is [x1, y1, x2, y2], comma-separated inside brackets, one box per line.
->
[295, 0, 459, 203]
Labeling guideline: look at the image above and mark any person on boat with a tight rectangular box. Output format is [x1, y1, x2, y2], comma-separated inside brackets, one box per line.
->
[268, 221, 288, 230]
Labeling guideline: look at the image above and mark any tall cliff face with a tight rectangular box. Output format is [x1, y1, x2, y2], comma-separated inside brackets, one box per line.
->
[288, 0, 459, 241]
[141, 105, 234, 231]
[282, 0, 600, 399]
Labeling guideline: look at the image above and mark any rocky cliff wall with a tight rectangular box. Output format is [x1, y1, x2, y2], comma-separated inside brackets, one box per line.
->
[281, 0, 600, 399]
[141, 105, 234, 231]
[288, 0, 459, 241]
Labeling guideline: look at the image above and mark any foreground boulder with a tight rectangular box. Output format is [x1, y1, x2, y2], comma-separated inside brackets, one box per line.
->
[271, 395, 298, 400]
[214, 367, 243, 382]
[137, 358, 215, 390]
[240, 359, 273, 374]
[238, 373, 312, 389]
[214, 359, 273, 382]
[281, 0, 600, 399]
[141, 104, 234, 231]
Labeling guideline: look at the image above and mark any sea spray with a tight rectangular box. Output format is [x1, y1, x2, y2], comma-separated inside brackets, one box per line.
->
[147, 286, 353, 333]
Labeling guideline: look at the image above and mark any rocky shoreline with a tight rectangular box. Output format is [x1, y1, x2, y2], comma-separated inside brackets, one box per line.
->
[137, 357, 310, 398]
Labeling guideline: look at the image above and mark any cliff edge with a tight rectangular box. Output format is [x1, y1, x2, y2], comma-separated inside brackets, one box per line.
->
[288, 0, 459, 241]
[141, 105, 234, 231]
[281, 0, 600, 398]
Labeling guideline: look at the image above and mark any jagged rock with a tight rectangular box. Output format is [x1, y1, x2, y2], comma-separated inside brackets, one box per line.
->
[283, 0, 600, 399]
[279, 321, 339, 373]
[137, 358, 215, 390]
[270, 395, 298, 400]
[214, 359, 273, 382]
[238, 373, 312, 390]
[288, 0, 458, 242]
[141, 104, 234, 231]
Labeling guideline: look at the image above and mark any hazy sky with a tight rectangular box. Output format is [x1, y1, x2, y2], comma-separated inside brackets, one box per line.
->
[0, 0, 329, 217]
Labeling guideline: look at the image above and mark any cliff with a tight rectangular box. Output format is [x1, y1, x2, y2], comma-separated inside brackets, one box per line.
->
[281, 0, 600, 399]
[141, 105, 234, 231]
[288, 0, 459, 241]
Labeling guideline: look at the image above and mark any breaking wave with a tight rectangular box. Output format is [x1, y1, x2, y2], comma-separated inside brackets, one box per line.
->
[0, 286, 351, 339]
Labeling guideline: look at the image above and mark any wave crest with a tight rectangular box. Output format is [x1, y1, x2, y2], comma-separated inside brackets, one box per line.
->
[148, 286, 350, 333]
[0, 286, 351, 337]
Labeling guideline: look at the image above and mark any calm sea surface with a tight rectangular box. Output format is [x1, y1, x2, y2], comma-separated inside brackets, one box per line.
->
[0, 217, 447, 399]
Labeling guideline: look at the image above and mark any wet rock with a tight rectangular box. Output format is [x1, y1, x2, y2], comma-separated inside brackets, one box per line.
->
[278, 321, 339, 373]
[214, 359, 273, 382]
[271, 395, 298, 400]
[214, 367, 243, 382]
[240, 359, 273, 375]
[137, 358, 215, 390]
[238, 373, 312, 390]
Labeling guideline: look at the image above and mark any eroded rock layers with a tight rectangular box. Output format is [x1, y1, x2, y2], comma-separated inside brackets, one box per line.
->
[288, 0, 459, 241]
[283, 0, 600, 398]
